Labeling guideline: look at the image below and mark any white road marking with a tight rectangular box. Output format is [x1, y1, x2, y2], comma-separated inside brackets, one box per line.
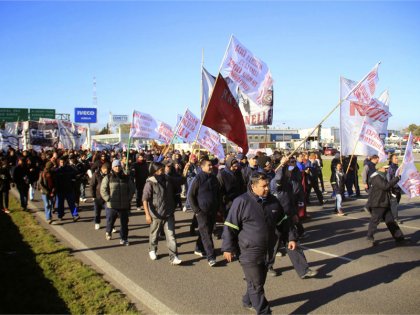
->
[300, 245, 354, 262]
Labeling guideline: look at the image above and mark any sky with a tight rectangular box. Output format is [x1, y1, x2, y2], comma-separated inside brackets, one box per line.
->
[0, 1, 419, 131]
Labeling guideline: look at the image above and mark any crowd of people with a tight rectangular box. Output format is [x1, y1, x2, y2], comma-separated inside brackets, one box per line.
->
[0, 145, 407, 314]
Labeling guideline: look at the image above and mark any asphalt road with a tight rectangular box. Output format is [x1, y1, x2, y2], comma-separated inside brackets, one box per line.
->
[23, 186, 420, 315]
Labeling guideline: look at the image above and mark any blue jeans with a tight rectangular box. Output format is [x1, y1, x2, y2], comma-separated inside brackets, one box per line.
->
[56, 192, 79, 218]
[335, 193, 343, 210]
[41, 194, 53, 220]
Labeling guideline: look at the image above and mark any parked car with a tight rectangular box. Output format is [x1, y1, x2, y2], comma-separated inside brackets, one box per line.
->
[324, 147, 338, 156]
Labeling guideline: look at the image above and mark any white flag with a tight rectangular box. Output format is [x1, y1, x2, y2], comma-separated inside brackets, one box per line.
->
[156, 121, 174, 144]
[130, 111, 160, 139]
[176, 109, 200, 143]
[358, 119, 387, 162]
[346, 63, 379, 104]
[220, 36, 273, 112]
[397, 132, 420, 198]
[340, 64, 382, 156]
[197, 126, 225, 160]
[201, 67, 216, 117]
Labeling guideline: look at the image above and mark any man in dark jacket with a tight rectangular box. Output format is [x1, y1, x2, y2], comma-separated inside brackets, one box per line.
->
[131, 153, 149, 211]
[366, 164, 405, 246]
[91, 163, 110, 230]
[241, 154, 260, 187]
[0, 159, 12, 214]
[222, 173, 297, 314]
[142, 162, 186, 265]
[188, 158, 221, 266]
[100, 159, 135, 246]
[55, 156, 80, 221]
[217, 156, 246, 218]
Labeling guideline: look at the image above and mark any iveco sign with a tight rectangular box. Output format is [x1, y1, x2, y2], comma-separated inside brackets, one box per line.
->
[74, 107, 97, 123]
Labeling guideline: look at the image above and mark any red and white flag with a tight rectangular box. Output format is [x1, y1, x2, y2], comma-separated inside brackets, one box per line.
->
[202, 74, 249, 154]
[340, 63, 382, 156]
[346, 63, 379, 104]
[397, 132, 420, 198]
[358, 119, 387, 162]
[220, 35, 274, 126]
[176, 109, 200, 143]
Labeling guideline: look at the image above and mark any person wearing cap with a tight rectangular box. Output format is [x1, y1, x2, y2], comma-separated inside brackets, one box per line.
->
[39, 161, 56, 224]
[366, 163, 405, 246]
[100, 159, 135, 246]
[242, 154, 260, 187]
[142, 161, 187, 265]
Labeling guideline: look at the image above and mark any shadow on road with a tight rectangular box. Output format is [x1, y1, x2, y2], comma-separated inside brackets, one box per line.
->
[271, 261, 419, 314]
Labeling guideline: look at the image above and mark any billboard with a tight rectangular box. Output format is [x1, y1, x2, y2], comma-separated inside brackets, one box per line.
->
[74, 108, 97, 123]
[0, 108, 29, 122]
[29, 109, 56, 121]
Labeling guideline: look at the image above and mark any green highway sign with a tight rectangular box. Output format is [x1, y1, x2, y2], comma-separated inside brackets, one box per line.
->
[29, 108, 56, 121]
[0, 108, 29, 122]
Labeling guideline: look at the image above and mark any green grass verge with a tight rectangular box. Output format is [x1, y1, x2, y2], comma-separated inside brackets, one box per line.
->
[0, 196, 139, 314]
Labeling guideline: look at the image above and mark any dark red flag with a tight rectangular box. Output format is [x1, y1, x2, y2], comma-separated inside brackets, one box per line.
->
[202, 74, 248, 154]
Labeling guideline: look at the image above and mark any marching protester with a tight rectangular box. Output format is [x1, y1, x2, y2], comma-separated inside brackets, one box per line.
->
[269, 157, 317, 279]
[77, 153, 90, 202]
[366, 163, 405, 246]
[182, 153, 199, 212]
[217, 156, 246, 218]
[241, 153, 260, 187]
[387, 153, 402, 224]
[91, 162, 110, 230]
[330, 162, 346, 216]
[188, 158, 221, 266]
[38, 161, 56, 224]
[142, 162, 187, 265]
[222, 173, 297, 314]
[362, 154, 379, 212]
[13, 157, 30, 211]
[100, 159, 135, 246]
[305, 153, 324, 206]
[55, 156, 80, 222]
[27, 157, 40, 201]
[0, 159, 12, 214]
[131, 153, 149, 211]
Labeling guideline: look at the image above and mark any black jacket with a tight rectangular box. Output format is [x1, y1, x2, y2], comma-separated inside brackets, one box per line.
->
[131, 161, 149, 188]
[188, 171, 221, 214]
[90, 169, 107, 201]
[0, 166, 12, 192]
[217, 168, 246, 210]
[367, 171, 400, 209]
[330, 170, 346, 194]
[221, 191, 296, 264]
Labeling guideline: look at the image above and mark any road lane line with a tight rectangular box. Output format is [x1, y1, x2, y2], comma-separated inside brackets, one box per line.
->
[300, 245, 354, 262]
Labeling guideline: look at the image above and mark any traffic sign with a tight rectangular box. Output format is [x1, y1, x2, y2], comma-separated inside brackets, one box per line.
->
[29, 109, 56, 121]
[74, 107, 97, 123]
[0, 108, 29, 122]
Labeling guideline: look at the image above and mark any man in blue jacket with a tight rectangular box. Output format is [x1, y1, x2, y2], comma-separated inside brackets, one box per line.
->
[222, 173, 297, 314]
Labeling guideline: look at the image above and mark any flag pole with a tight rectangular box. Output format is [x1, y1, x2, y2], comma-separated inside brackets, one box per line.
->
[339, 76, 343, 166]
[165, 108, 188, 156]
[275, 62, 381, 172]
[126, 110, 134, 173]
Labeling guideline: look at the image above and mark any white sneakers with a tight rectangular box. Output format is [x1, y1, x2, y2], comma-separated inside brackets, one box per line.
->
[149, 251, 157, 260]
[95, 224, 100, 230]
[171, 256, 182, 265]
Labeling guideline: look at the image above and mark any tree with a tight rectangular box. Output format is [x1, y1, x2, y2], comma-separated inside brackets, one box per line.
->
[97, 124, 110, 135]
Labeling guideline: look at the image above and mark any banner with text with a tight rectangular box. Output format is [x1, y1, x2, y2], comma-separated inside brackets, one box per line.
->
[220, 35, 274, 125]
[176, 109, 200, 143]
[397, 132, 420, 198]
